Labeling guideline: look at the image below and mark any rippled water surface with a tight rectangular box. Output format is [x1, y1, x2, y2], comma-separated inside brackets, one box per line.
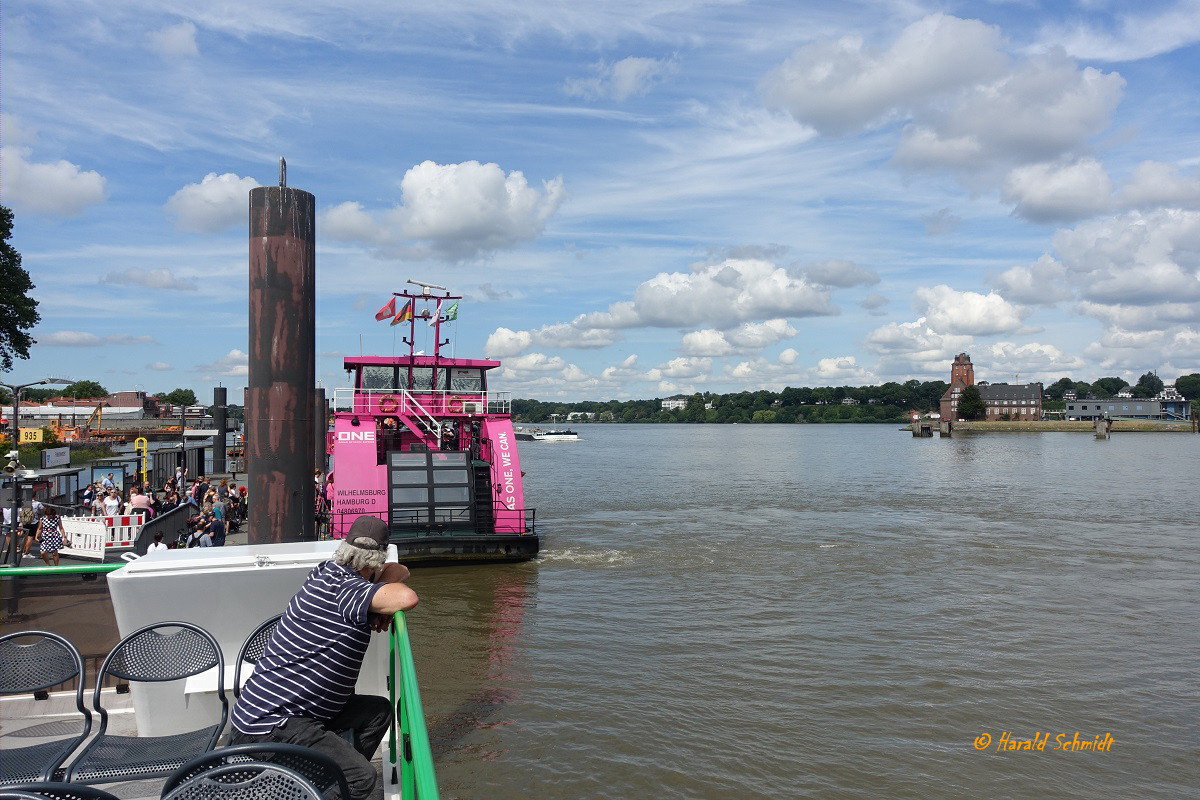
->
[404, 424, 1200, 799]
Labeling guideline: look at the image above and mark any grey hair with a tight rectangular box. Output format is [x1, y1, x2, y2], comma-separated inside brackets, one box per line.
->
[332, 539, 387, 572]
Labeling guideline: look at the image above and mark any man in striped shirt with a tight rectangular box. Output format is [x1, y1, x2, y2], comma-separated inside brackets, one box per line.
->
[230, 516, 419, 799]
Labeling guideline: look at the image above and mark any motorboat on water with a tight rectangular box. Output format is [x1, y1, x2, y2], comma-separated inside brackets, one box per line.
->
[327, 287, 539, 564]
[514, 427, 580, 442]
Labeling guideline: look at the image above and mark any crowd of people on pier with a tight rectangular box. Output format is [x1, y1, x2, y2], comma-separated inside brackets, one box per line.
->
[2, 468, 250, 561]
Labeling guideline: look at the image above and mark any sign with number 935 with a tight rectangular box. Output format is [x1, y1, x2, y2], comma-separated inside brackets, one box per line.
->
[19, 428, 44, 443]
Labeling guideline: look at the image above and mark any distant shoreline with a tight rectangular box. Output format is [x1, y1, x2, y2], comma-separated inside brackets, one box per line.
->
[951, 420, 1195, 433]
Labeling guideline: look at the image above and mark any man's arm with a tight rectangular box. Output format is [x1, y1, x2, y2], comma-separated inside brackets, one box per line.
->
[368, 565, 418, 616]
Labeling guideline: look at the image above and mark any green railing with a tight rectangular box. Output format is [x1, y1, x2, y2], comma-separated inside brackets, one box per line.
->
[389, 610, 439, 799]
[0, 563, 124, 577]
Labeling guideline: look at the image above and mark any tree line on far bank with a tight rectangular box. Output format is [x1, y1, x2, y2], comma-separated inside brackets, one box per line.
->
[513, 371, 1200, 425]
[514, 381, 953, 425]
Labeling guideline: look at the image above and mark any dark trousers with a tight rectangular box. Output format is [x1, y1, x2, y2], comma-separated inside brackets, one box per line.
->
[230, 694, 391, 800]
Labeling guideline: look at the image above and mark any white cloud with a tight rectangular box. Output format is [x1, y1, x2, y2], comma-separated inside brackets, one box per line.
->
[166, 173, 259, 232]
[504, 353, 567, 372]
[40, 331, 156, 346]
[1075, 301, 1197, 332]
[1116, 161, 1200, 210]
[322, 160, 565, 261]
[490, 257, 833, 358]
[679, 329, 734, 357]
[322, 202, 384, 243]
[1052, 209, 1200, 306]
[564, 55, 678, 101]
[1, 146, 106, 216]
[864, 317, 975, 378]
[993, 255, 1073, 306]
[1003, 158, 1114, 223]
[802, 259, 879, 288]
[149, 21, 199, 58]
[914, 285, 1027, 335]
[895, 53, 1124, 172]
[197, 349, 249, 376]
[102, 267, 197, 291]
[678, 319, 796, 356]
[483, 328, 533, 359]
[485, 323, 621, 359]
[1038, 1, 1200, 61]
[646, 356, 711, 381]
[810, 355, 876, 384]
[984, 341, 1086, 377]
[762, 14, 1008, 135]
[582, 258, 834, 329]
[41, 331, 103, 347]
[147, 361, 173, 371]
[727, 319, 797, 348]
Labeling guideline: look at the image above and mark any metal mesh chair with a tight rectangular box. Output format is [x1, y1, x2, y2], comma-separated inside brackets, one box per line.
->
[161, 744, 350, 800]
[232, 614, 283, 701]
[161, 763, 323, 800]
[65, 622, 228, 785]
[0, 632, 92, 785]
[1, 783, 121, 799]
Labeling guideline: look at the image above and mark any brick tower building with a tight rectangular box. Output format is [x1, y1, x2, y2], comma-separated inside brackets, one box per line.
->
[940, 353, 974, 420]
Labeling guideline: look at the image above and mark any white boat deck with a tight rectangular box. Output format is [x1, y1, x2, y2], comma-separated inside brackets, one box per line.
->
[2, 688, 391, 798]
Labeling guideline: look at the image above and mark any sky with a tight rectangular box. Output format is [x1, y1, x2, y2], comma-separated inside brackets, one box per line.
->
[3, 0, 1200, 402]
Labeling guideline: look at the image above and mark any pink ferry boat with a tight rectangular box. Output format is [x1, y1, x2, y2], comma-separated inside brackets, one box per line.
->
[326, 287, 538, 563]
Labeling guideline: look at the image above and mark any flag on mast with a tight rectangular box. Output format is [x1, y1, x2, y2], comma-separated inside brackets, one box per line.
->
[428, 300, 442, 326]
[374, 296, 397, 321]
[390, 300, 414, 326]
[445, 300, 459, 321]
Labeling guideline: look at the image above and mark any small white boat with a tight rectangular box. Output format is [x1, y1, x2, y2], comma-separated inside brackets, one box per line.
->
[533, 429, 579, 442]
[514, 427, 579, 442]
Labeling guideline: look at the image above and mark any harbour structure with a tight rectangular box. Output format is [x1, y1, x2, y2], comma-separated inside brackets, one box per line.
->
[326, 285, 538, 563]
[1064, 384, 1192, 421]
[939, 353, 1044, 421]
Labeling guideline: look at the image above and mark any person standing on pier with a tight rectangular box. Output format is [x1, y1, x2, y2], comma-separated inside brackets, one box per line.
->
[230, 516, 418, 800]
[35, 506, 70, 566]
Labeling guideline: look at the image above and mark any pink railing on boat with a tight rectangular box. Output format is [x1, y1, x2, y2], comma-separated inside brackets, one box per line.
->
[331, 388, 511, 417]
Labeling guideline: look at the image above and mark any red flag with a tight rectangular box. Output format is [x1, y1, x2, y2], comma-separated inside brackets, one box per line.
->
[390, 300, 414, 326]
[374, 296, 397, 321]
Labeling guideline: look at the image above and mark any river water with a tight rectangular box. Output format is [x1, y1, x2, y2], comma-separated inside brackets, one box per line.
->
[405, 424, 1199, 799]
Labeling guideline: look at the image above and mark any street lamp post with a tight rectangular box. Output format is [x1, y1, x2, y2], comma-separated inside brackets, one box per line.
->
[3, 378, 71, 566]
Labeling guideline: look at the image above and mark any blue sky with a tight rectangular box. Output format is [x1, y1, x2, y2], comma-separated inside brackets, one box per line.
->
[4, 0, 1199, 402]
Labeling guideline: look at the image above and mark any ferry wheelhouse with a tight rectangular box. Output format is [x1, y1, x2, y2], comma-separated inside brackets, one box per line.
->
[327, 288, 537, 563]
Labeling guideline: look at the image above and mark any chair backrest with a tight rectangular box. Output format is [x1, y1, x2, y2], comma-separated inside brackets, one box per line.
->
[91, 622, 226, 736]
[0, 631, 86, 697]
[233, 614, 283, 700]
[162, 763, 323, 800]
[0, 631, 93, 778]
[162, 744, 350, 800]
[1, 782, 122, 799]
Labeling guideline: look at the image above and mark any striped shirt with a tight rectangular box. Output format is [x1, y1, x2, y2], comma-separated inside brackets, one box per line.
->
[231, 561, 382, 735]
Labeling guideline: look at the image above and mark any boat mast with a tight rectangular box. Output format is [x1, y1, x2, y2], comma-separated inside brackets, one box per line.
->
[397, 279, 458, 365]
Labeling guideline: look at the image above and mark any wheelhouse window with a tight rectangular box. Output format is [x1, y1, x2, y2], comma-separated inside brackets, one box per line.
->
[450, 368, 484, 392]
[361, 366, 396, 391]
[408, 367, 448, 392]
